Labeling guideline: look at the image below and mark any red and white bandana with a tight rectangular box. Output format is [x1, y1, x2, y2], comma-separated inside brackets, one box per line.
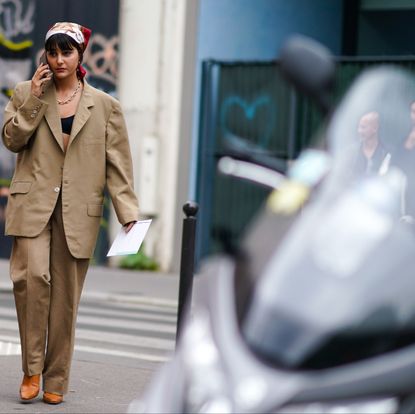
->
[45, 22, 91, 50]
[45, 22, 92, 78]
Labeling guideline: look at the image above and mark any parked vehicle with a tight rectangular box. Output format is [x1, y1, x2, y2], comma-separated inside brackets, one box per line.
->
[129, 38, 415, 414]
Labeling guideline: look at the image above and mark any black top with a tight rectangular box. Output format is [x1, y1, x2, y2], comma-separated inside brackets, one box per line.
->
[353, 143, 388, 175]
[61, 115, 75, 135]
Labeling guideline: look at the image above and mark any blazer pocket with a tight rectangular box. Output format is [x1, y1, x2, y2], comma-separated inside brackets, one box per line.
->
[10, 181, 32, 194]
[87, 203, 104, 217]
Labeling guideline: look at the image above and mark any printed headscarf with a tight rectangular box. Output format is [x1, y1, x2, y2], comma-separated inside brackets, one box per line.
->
[45, 22, 92, 79]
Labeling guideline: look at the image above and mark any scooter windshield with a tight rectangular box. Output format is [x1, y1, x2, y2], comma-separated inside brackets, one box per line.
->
[242, 66, 415, 370]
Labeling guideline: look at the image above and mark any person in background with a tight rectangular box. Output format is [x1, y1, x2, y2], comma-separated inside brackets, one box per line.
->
[2, 22, 139, 405]
[398, 101, 415, 224]
[354, 111, 390, 176]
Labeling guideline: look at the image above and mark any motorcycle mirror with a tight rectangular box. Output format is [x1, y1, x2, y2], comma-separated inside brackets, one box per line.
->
[279, 34, 335, 115]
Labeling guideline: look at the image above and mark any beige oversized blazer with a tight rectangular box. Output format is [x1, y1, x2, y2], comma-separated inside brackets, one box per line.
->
[2, 79, 139, 258]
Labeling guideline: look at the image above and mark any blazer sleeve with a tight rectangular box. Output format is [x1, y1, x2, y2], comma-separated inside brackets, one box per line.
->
[105, 99, 139, 225]
[2, 83, 48, 153]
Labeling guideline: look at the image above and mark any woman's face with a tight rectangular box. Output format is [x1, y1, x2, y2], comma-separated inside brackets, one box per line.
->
[46, 46, 80, 81]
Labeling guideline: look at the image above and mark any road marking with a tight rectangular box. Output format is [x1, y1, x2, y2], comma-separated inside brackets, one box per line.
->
[0, 291, 177, 361]
[79, 304, 177, 323]
[0, 340, 20, 356]
[74, 345, 170, 362]
[76, 315, 176, 334]
[0, 313, 175, 352]
[75, 329, 175, 351]
[0, 306, 176, 334]
[0, 336, 170, 362]
[81, 291, 178, 308]
[0, 307, 16, 317]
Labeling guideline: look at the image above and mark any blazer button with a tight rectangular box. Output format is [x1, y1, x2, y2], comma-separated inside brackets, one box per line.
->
[54, 187, 60, 193]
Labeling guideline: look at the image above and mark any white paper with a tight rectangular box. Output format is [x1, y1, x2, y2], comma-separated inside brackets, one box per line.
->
[107, 219, 152, 257]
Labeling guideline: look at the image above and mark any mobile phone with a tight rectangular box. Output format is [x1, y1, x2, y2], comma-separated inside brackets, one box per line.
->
[38, 52, 52, 81]
[39, 52, 48, 66]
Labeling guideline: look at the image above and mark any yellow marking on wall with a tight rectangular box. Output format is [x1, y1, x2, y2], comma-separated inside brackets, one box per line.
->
[0, 34, 33, 51]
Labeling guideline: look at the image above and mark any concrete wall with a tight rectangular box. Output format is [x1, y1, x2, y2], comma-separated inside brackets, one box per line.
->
[117, 0, 198, 272]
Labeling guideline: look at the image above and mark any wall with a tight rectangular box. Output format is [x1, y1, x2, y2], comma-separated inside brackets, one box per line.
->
[118, 0, 199, 272]
[190, 0, 344, 199]
[358, 10, 415, 55]
[189, 0, 344, 264]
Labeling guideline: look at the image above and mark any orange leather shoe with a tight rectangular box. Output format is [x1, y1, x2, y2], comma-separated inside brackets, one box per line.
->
[43, 391, 63, 405]
[20, 374, 40, 401]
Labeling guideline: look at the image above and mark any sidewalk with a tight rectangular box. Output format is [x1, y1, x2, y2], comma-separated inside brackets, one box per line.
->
[0, 259, 180, 413]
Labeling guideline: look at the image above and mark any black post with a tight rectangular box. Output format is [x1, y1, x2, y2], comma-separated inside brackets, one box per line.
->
[176, 201, 199, 342]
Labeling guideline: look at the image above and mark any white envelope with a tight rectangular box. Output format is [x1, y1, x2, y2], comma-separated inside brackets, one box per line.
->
[107, 219, 152, 257]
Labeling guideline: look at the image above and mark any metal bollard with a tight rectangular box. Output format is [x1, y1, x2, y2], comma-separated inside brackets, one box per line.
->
[176, 201, 199, 342]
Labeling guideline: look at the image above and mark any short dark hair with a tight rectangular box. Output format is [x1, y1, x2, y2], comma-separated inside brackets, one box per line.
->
[45, 33, 84, 63]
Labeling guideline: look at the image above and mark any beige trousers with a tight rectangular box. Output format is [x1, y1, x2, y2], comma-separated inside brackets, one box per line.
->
[10, 194, 89, 395]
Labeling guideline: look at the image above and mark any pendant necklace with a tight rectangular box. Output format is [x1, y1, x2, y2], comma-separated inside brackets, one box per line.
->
[57, 80, 81, 105]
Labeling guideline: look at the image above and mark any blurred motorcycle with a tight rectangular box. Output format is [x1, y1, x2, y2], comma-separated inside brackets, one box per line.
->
[128, 38, 415, 414]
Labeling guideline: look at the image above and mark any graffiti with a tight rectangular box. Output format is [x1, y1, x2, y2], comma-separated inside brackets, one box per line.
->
[0, 0, 35, 39]
[0, 33, 32, 49]
[220, 95, 276, 148]
[0, 0, 33, 178]
[83, 33, 118, 86]
[0, 0, 34, 257]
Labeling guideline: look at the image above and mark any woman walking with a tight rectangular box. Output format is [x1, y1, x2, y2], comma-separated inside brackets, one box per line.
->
[2, 22, 139, 404]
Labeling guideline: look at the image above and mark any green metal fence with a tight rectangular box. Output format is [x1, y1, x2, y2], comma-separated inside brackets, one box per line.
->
[196, 57, 415, 262]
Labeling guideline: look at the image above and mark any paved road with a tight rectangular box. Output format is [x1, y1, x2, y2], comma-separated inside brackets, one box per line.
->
[0, 288, 177, 364]
[0, 259, 180, 413]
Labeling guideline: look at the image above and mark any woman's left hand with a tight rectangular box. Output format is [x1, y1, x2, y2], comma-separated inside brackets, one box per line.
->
[123, 221, 136, 233]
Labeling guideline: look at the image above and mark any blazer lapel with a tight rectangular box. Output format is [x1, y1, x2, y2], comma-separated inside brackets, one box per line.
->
[43, 82, 64, 152]
[68, 81, 95, 149]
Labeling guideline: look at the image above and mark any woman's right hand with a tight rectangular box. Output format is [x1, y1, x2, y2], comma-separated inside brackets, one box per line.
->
[31, 63, 52, 98]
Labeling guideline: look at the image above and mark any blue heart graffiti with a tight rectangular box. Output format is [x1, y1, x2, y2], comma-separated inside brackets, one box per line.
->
[220, 95, 276, 148]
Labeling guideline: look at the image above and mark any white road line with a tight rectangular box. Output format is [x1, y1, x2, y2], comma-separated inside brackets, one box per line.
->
[0, 307, 16, 318]
[0, 320, 175, 351]
[78, 304, 177, 323]
[0, 307, 176, 334]
[74, 345, 170, 363]
[0, 304, 176, 322]
[0, 320, 18, 331]
[81, 291, 178, 309]
[75, 329, 175, 351]
[0, 337, 170, 363]
[76, 315, 176, 334]
[0, 340, 20, 356]
[81, 299, 178, 315]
